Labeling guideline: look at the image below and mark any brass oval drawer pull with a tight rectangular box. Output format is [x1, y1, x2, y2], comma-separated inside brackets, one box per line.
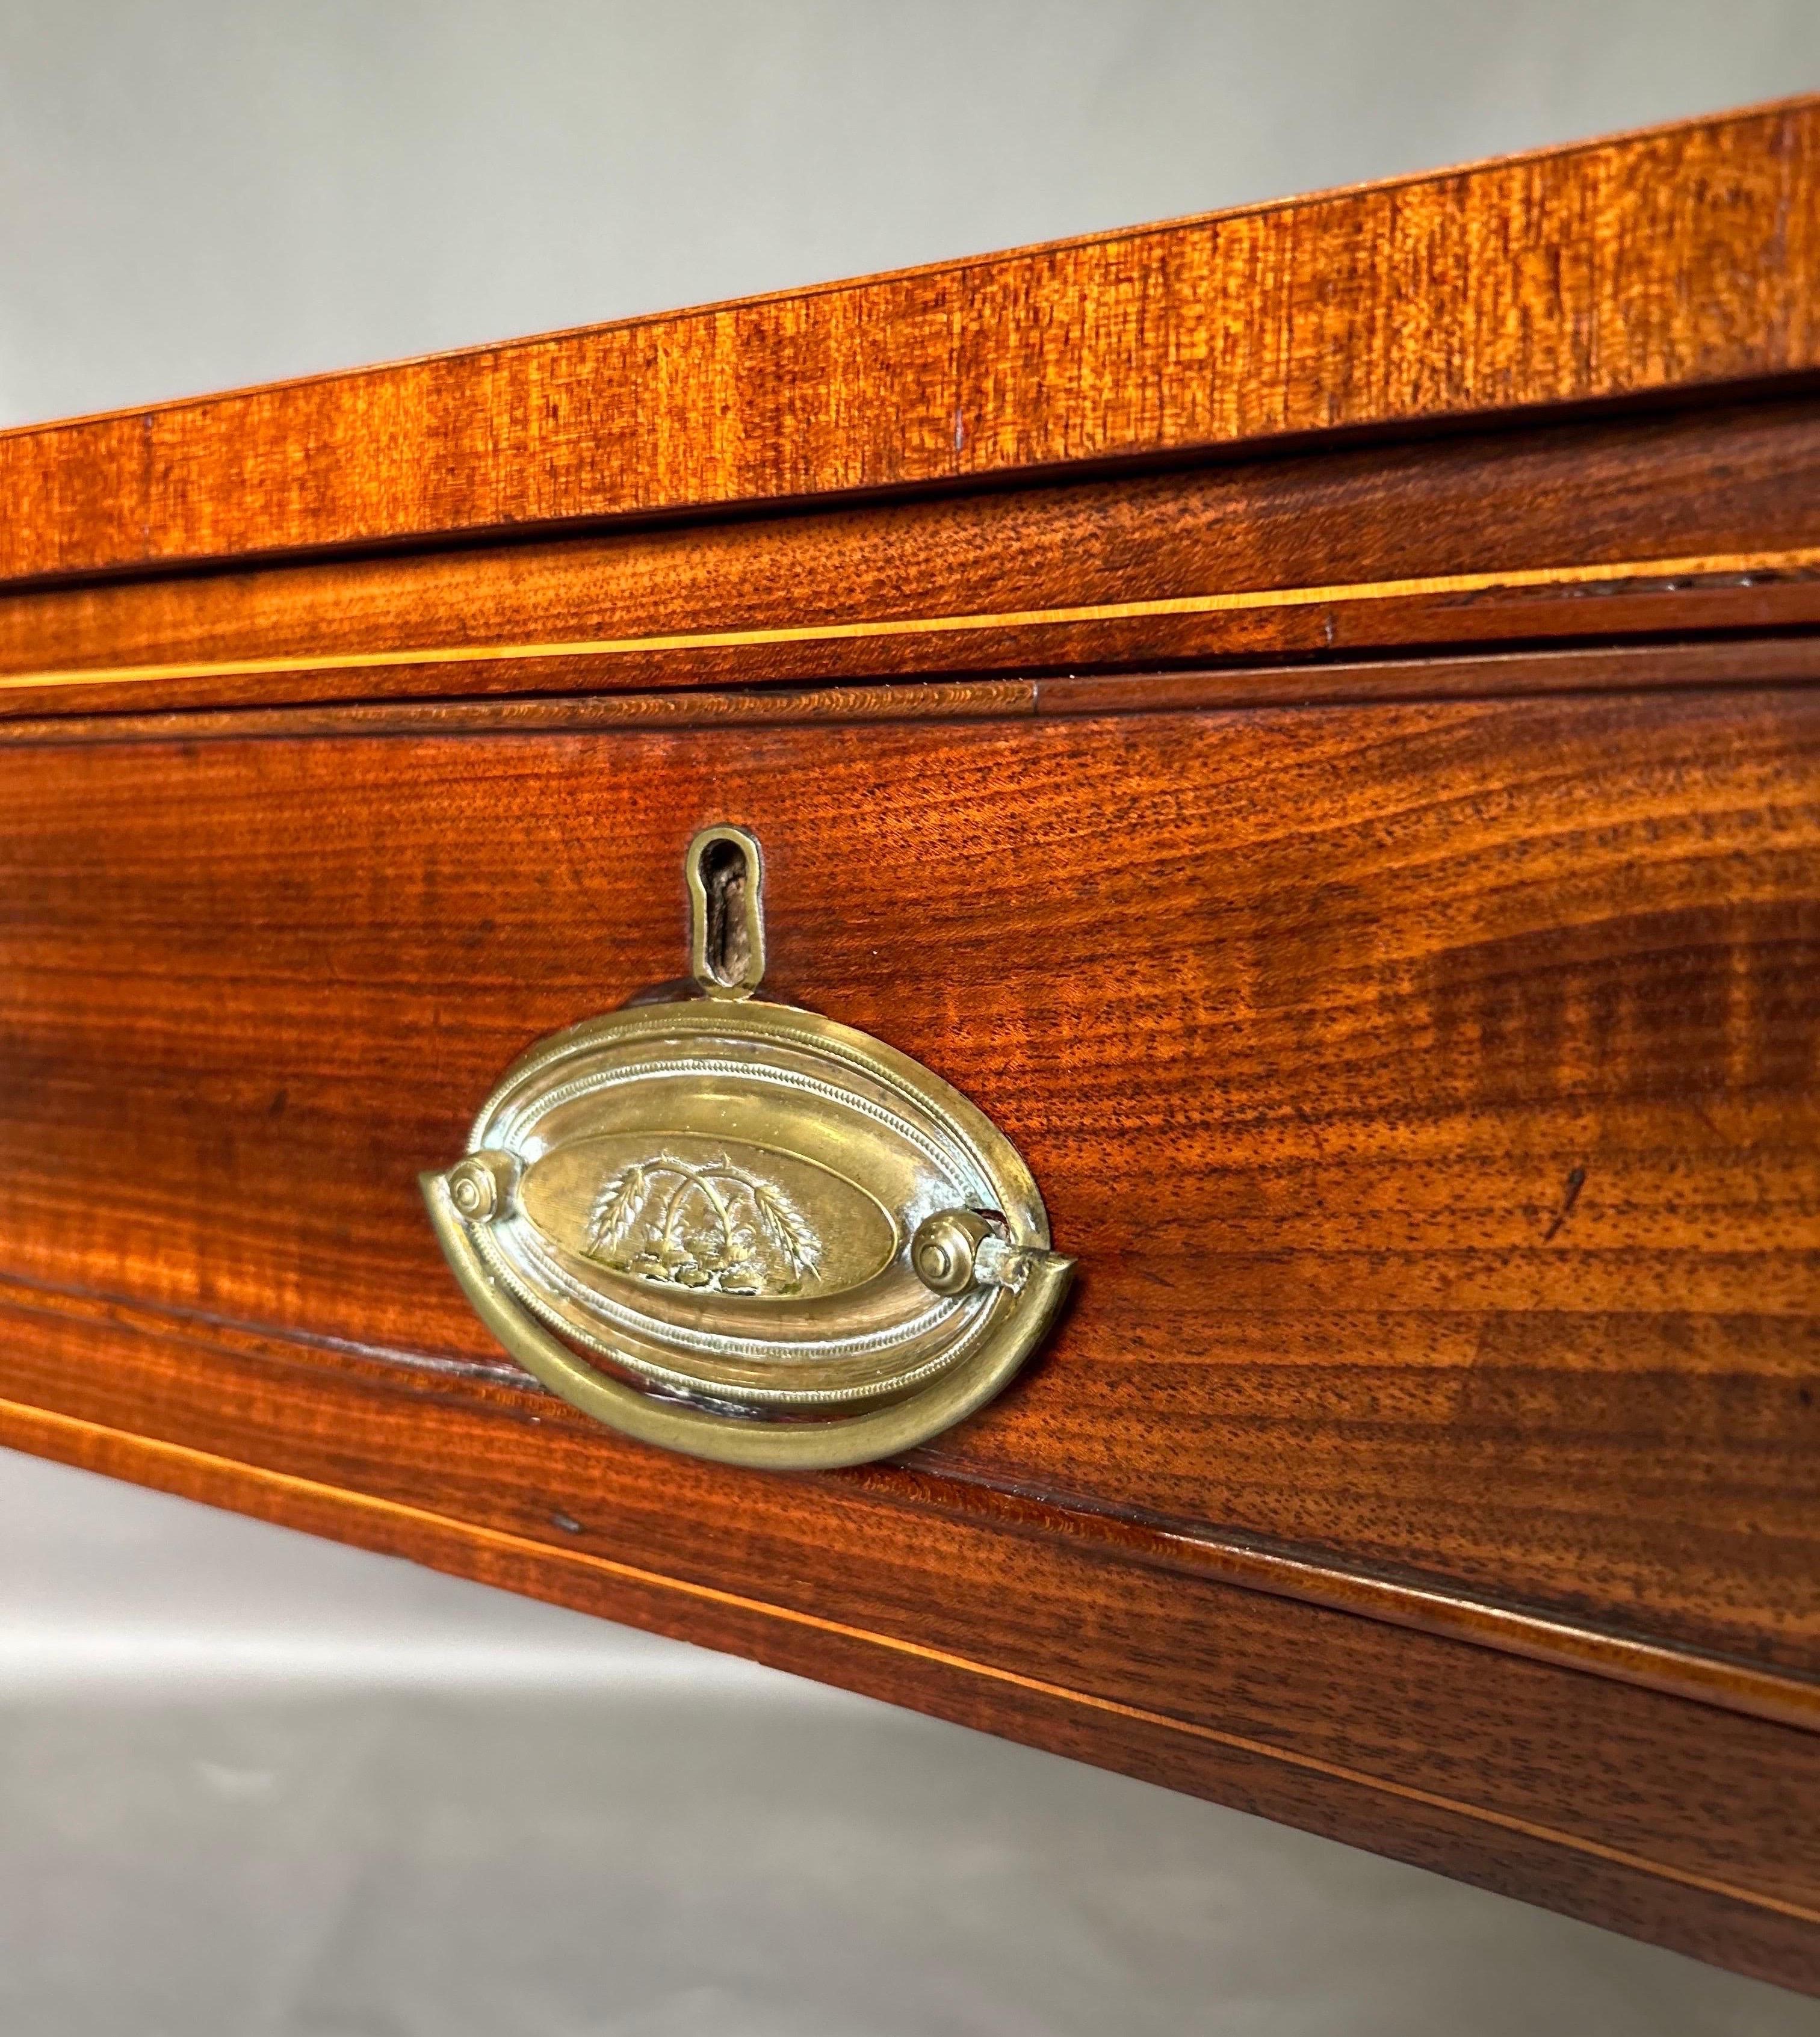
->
[422, 827, 1072, 1469]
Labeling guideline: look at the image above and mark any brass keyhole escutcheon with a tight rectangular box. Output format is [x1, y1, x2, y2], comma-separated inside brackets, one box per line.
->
[422, 826, 1072, 1470]
[686, 825, 766, 999]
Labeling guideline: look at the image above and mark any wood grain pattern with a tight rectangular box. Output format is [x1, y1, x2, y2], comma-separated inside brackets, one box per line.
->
[5, 95, 1819, 1989]
[4, 638, 1818, 753]
[0, 1299, 1815, 1992]
[2, 681, 1814, 1680]
[1, 98, 1817, 584]
[0, 394, 1815, 716]
[4, 1260, 1813, 1731]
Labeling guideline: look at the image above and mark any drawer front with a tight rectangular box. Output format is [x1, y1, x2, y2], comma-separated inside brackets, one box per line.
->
[5, 677, 1818, 1646]
[3, 670, 1817, 1980]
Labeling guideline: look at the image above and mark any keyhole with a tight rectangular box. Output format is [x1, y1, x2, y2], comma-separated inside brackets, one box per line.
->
[686, 825, 766, 1000]
[699, 836, 750, 989]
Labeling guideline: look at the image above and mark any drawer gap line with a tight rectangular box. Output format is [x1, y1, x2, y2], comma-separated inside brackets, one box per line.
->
[4, 543, 1819, 697]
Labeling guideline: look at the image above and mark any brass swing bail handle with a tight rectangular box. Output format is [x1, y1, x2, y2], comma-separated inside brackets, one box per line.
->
[422, 821, 1072, 1471]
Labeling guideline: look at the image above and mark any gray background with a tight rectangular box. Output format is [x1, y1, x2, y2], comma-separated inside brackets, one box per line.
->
[4, 0, 1820, 425]
[4, 4, 1819, 2031]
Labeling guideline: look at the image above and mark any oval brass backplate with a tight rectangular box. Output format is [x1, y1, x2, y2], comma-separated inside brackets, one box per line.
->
[421, 827, 1072, 1469]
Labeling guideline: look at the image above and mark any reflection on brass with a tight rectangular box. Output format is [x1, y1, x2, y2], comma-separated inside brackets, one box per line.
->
[422, 826, 1073, 1469]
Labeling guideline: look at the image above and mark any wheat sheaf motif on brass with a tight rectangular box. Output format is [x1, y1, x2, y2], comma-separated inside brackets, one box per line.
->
[584, 1154, 822, 1296]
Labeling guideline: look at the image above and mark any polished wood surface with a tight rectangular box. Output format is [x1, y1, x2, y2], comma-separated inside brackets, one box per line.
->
[1, 96, 1817, 584]
[0, 395, 1815, 716]
[8, 638, 1819, 750]
[2, 98, 1817, 1992]
[2, 1325, 1815, 1988]
[2, 678, 1815, 1680]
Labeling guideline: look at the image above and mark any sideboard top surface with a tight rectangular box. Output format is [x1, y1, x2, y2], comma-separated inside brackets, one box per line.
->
[2, 93, 1818, 586]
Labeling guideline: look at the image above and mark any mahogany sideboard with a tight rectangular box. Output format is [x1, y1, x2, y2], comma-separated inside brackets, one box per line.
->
[2, 96, 1818, 1991]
